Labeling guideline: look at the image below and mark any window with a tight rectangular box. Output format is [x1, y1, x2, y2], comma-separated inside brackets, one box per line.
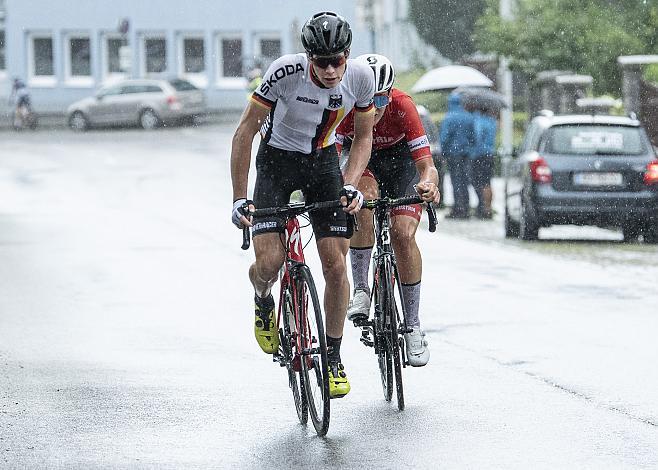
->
[97, 85, 122, 97]
[543, 125, 646, 156]
[119, 84, 163, 94]
[253, 34, 281, 70]
[107, 37, 128, 74]
[145, 38, 166, 74]
[220, 37, 242, 78]
[169, 79, 197, 91]
[259, 38, 280, 61]
[33, 36, 54, 76]
[183, 38, 204, 73]
[0, 30, 5, 71]
[68, 36, 91, 76]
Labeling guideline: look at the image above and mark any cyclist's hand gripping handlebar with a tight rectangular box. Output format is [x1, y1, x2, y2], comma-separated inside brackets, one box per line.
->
[234, 200, 253, 250]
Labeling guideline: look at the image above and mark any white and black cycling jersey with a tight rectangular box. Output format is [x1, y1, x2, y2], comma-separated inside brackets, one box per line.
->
[251, 53, 375, 154]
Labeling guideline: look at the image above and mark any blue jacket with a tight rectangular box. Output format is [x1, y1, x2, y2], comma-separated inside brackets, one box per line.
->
[471, 111, 497, 159]
[439, 93, 475, 157]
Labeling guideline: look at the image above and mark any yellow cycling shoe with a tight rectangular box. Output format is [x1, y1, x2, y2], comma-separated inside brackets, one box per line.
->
[328, 362, 351, 399]
[254, 297, 279, 354]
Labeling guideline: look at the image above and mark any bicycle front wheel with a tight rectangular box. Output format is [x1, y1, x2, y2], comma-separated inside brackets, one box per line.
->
[281, 284, 307, 424]
[373, 262, 393, 402]
[296, 265, 330, 436]
[384, 257, 405, 411]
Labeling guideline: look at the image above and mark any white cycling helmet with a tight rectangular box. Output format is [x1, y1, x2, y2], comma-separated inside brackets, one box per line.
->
[356, 54, 395, 94]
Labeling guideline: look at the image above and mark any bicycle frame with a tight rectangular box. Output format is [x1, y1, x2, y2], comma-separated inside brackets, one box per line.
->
[277, 217, 308, 371]
[371, 206, 409, 353]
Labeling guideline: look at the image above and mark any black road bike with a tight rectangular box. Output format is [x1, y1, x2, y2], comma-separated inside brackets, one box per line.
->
[353, 196, 437, 410]
[241, 200, 343, 436]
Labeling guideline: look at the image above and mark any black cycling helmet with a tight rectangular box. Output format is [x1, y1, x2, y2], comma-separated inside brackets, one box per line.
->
[301, 11, 352, 57]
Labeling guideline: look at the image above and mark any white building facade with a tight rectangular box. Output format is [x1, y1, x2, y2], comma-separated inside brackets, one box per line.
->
[0, 0, 436, 114]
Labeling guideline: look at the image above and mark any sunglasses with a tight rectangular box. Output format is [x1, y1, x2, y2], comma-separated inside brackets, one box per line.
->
[374, 94, 390, 109]
[310, 54, 347, 69]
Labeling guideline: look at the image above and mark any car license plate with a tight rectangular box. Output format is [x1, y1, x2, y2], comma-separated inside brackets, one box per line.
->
[573, 172, 623, 186]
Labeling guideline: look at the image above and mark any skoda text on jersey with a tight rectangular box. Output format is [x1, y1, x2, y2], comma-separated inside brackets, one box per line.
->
[250, 53, 375, 154]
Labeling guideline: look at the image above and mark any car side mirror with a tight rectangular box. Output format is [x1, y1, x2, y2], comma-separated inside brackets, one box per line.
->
[95, 93, 104, 101]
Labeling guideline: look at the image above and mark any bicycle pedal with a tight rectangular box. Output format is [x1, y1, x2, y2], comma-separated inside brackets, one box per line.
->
[359, 336, 374, 348]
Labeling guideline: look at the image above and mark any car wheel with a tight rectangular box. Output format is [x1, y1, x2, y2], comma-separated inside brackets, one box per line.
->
[504, 203, 519, 238]
[69, 111, 89, 132]
[140, 109, 160, 130]
[622, 223, 641, 242]
[642, 222, 658, 244]
[519, 199, 540, 241]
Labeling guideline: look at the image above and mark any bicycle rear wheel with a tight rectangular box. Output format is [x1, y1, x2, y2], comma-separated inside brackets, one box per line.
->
[296, 265, 330, 436]
[373, 263, 393, 402]
[281, 285, 307, 424]
[384, 257, 405, 411]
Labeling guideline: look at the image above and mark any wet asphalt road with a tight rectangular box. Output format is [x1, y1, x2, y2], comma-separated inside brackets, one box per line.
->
[1, 125, 657, 469]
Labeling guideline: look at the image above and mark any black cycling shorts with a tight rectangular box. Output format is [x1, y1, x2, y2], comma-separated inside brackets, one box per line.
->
[364, 141, 419, 199]
[252, 142, 352, 239]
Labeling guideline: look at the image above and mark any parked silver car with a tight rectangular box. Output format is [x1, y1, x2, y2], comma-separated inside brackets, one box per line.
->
[66, 78, 206, 131]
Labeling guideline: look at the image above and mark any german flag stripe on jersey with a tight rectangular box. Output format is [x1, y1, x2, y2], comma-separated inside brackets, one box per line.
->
[312, 107, 345, 150]
[251, 93, 274, 109]
[355, 102, 375, 113]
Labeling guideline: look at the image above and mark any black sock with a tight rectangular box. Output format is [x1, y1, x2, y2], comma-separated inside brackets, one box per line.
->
[254, 294, 274, 319]
[326, 335, 342, 363]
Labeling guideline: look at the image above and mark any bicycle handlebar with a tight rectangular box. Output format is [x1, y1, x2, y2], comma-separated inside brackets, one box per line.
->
[240, 200, 345, 250]
[363, 196, 438, 233]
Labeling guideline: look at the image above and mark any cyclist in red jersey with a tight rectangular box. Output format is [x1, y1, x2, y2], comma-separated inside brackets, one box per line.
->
[336, 54, 439, 367]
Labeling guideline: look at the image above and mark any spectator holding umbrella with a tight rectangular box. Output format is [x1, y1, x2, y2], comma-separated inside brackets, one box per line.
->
[440, 92, 475, 219]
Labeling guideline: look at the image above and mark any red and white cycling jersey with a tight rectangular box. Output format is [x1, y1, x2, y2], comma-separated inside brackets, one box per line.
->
[335, 88, 432, 163]
[251, 53, 375, 154]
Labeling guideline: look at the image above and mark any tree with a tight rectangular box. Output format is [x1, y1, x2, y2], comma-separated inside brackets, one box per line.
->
[474, 0, 657, 95]
[408, 0, 486, 62]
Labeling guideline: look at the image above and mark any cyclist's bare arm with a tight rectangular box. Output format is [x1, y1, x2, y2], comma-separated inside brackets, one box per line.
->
[414, 157, 440, 203]
[231, 100, 270, 225]
[342, 108, 375, 213]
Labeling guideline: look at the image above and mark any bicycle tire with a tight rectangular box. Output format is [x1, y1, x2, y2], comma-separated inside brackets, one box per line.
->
[384, 257, 405, 411]
[373, 261, 393, 402]
[296, 265, 330, 436]
[281, 284, 308, 424]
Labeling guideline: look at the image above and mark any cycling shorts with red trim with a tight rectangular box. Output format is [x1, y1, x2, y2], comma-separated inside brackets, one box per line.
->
[362, 141, 422, 221]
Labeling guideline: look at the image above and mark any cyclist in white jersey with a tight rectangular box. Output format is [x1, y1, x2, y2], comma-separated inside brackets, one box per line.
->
[231, 11, 375, 398]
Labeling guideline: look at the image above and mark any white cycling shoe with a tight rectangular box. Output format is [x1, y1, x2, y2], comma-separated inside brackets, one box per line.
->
[404, 327, 430, 367]
[346, 289, 370, 321]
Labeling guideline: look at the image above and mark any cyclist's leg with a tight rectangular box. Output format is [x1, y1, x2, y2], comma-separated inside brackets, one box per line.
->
[390, 213, 422, 322]
[346, 172, 377, 320]
[378, 144, 430, 366]
[250, 142, 295, 353]
[378, 143, 423, 325]
[316, 236, 351, 397]
[305, 145, 352, 397]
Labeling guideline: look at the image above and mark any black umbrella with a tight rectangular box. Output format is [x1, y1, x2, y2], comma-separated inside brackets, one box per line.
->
[454, 87, 508, 113]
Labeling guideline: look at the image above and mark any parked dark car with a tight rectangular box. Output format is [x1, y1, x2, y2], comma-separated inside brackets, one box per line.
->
[503, 111, 658, 242]
[67, 78, 206, 131]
